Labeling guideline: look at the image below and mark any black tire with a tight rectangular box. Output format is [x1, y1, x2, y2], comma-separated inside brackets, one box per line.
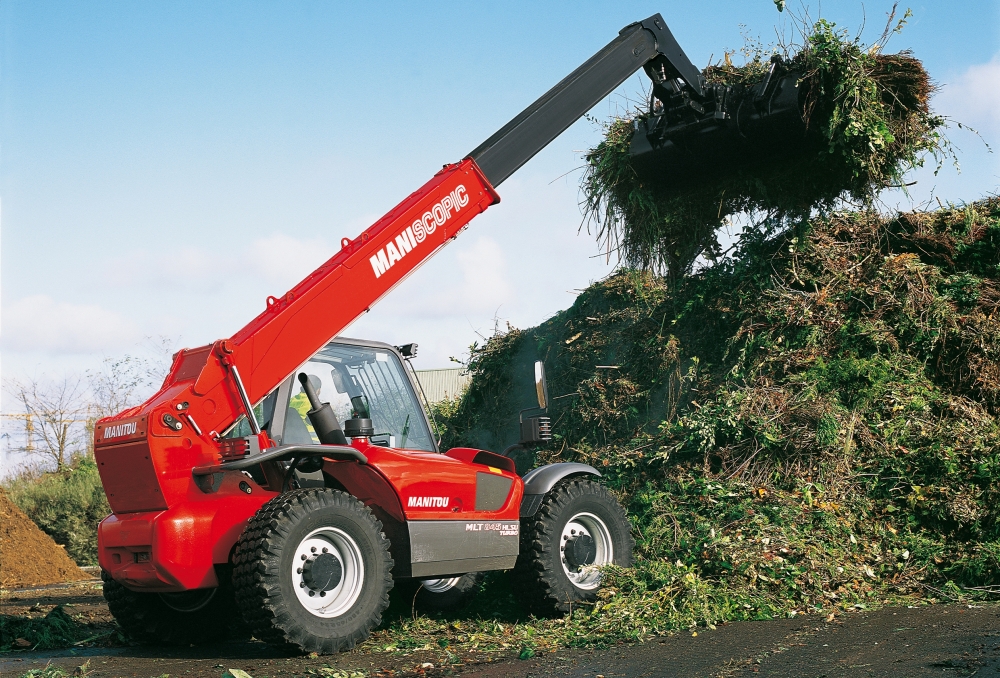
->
[232, 488, 393, 654]
[514, 478, 633, 617]
[414, 572, 484, 612]
[102, 566, 240, 645]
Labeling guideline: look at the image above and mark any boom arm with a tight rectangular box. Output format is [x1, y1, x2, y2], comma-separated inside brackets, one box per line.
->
[131, 14, 701, 441]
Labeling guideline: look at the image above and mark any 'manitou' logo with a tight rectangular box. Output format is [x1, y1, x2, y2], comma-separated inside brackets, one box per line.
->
[370, 186, 469, 279]
[407, 496, 450, 508]
[103, 421, 137, 440]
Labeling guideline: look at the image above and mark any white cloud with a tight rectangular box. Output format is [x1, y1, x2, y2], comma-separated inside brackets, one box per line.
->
[245, 233, 331, 287]
[936, 54, 1000, 135]
[1, 295, 141, 354]
[376, 236, 513, 319]
[101, 233, 334, 291]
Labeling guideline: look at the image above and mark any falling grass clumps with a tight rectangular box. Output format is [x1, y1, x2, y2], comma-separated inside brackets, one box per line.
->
[584, 16, 947, 278]
[434, 198, 1000, 641]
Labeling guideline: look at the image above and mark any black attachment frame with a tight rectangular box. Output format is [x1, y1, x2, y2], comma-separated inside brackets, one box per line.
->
[467, 14, 702, 187]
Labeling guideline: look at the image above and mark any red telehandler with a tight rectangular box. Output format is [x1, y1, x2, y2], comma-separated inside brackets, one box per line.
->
[95, 14, 810, 653]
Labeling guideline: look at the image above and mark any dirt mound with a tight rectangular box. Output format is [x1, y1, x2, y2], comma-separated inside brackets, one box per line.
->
[0, 489, 89, 589]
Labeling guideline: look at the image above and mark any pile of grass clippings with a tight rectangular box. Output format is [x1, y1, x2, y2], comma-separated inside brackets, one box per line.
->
[0, 606, 117, 653]
[434, 197, 1000, 642]
[583, 11, 949, 278]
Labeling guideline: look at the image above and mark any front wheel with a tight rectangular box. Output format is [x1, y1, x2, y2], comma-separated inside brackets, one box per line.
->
[232, 489, 393, 654]
[514, 478, 633, 616]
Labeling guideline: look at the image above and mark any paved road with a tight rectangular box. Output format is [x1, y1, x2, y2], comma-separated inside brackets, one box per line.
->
[3, 583, 999, 677]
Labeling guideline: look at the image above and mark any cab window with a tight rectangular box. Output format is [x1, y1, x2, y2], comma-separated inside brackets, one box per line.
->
[288, 342, 435, 451]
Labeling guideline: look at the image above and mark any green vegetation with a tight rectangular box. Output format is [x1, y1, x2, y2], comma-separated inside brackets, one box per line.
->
[1, 606, 119, 652]
[431, 198, 1000, 643]
[583, 13, 948, 278]
[4, 460, 109, 566]
[16, 666, 86, 678]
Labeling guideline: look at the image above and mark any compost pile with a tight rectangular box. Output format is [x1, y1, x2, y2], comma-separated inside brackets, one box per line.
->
[441, 198, 1000, 633]
[583, 16, 945, 279]
[0, 490, 89, 589]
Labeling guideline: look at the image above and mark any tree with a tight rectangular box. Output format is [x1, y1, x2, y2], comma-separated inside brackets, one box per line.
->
[7, 377, 88, 472]
[87, 353, 163, 419]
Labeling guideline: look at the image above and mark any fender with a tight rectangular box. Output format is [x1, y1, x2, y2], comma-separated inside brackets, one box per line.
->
[518, 462, 601, 517]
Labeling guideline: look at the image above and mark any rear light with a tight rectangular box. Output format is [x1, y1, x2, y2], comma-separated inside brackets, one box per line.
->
[219, 438, 250, 460]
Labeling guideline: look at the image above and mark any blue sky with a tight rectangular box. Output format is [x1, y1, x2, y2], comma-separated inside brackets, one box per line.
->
[2, 0, 998, 400]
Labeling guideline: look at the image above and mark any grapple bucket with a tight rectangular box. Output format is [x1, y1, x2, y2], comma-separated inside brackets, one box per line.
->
[630, 58, 815, 188]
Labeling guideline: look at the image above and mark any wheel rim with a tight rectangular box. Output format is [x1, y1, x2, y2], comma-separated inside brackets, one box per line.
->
[292, 526, 365, 618]
[159, 588, 217, 612]
[559, 511, 613, 590]
[420, 577, 461, 593]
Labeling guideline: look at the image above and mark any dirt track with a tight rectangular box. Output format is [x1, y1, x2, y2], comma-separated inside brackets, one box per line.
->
[3, 583, 999, 677]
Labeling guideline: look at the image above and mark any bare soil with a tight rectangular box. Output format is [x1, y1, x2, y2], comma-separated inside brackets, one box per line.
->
[0, 491, 89, 589]
[3, 583, 999, 677]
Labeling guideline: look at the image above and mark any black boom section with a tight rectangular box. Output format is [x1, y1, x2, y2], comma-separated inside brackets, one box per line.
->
[467, 14, 701, 187]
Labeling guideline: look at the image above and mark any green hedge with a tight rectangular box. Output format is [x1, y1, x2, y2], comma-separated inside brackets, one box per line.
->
[5, 460, 110, 566]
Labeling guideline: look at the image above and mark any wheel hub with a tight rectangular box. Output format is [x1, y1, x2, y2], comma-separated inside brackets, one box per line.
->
[563, 533, 596, 570]
[302, 552, 343, 592]
[559, 512, 614, 591]
[291, 527, 366, 618]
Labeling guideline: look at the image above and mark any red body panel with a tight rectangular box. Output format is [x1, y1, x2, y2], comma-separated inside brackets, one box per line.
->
[98, 439, 522, 591]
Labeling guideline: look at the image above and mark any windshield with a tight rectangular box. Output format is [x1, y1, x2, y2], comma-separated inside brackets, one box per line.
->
[285, 342, 435, 452]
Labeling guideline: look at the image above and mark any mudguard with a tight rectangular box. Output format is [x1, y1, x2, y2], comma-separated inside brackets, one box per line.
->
[519, 462, 601, 517]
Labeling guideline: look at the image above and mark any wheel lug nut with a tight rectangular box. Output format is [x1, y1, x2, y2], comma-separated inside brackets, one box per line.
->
[301, 554, 307, 560]
[300, 582, 305, 588]
[311, 547, 317, 553]
[309, 590, 314, 597]
[320, 591, 326, 597]
[322, 547, 328, 553]
[297, 568, 303, 574]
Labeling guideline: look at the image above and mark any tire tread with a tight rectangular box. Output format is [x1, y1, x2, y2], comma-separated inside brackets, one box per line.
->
[513, 478, 632, 617]
[232, 488, 393, 654]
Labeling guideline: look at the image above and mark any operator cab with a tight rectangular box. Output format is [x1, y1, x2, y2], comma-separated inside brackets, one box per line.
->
[226, 338, 436, 454]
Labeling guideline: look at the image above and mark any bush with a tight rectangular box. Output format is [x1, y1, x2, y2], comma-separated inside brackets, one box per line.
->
[4, 460, 110, 566]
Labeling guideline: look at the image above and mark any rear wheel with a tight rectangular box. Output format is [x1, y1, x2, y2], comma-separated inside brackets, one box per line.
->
[232, 489, 393, 654]
[414, 572, 483, 611]
[514, 478, 632, 616]
[102, 567, 239, 645]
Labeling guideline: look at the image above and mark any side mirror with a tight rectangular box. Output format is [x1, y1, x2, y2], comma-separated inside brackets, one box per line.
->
[534, 361, 549, 411]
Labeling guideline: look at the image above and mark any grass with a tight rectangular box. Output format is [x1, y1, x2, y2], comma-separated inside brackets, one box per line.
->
[16, 665, 90, 678]
[0, 606, 122, 653]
